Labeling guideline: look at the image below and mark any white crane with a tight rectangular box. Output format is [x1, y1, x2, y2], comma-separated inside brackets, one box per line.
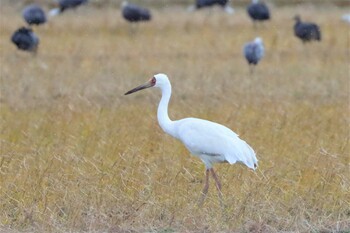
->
[125, 74, 258, 205]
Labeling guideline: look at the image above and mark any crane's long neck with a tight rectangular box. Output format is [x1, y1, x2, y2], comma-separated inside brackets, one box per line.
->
[157, 83, 177, 139]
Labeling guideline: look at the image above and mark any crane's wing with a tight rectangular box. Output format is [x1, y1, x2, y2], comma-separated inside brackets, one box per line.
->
[174, 118, 257, 170]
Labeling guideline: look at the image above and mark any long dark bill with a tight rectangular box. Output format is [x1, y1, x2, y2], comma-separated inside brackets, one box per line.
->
[124, 81, 153, 95]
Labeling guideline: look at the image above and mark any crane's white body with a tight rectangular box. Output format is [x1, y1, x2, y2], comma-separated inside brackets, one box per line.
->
[172, 117, 257, 169]
[128, 74, 258, 170]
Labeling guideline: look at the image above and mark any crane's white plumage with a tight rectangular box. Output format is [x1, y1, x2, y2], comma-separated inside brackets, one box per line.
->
[173, 118, 256, 169]
[125, 73, 257, 205]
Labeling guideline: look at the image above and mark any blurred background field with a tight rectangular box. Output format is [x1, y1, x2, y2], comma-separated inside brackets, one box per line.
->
[0, 0, 349, 232]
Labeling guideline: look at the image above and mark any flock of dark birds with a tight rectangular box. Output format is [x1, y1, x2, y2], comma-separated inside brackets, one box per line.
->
[11, 0, 324, 69]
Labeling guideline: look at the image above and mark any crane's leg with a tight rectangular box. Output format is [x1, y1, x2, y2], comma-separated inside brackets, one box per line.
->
[249, 64, 254, 76]
[210, 168, 224, 207]
[197, 169, 210, 206]
[253, 21, 257, 29]
[128, 23, 137, 35]
[210, 168, 222, 195]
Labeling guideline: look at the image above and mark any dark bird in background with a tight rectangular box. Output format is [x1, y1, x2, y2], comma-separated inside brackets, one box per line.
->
[294, 15, 321, 43]
[121, 1, 152, 23]
[243, 37, 264, 74]
[11, 27, 39, 54]
[49, 0, 88, 16]
[247, 0, 270, 25]
[188, 0, 234, 14]
[22, 4, 47, 26]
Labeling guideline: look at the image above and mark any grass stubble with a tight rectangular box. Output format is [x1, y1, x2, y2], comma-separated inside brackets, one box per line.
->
[0, 3, 349, 232]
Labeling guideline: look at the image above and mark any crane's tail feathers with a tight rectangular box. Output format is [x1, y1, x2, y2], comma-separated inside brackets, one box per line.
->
[225, 138, 258, 170]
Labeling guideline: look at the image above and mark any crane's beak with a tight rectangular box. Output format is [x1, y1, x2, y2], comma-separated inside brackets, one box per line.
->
[124, 79, 154, 95]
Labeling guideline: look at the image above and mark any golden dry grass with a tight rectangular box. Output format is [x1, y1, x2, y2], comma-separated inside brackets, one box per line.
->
[0, 2, 349, 232]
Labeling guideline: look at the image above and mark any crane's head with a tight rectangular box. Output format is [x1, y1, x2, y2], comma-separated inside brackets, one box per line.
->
[254, 37, 263, 45]
[124, 73, 169, 95]
[294, 15, 301, 22]
[121, 1, 128, 8]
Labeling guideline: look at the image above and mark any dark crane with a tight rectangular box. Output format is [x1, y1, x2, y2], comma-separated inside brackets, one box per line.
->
[11, 27, 39, 54]
[247, 0, 270, 25]
[121, 1, 151, 23]
[188, 0, 234, 14]
[22, 4, 47, 26]
[49, 0, 88, 16]
[294, 15, 321, 43]
[243, 37, 264, 74]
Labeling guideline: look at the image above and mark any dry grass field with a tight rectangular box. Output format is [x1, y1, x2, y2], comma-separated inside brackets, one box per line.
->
[0, 2, 349, 232]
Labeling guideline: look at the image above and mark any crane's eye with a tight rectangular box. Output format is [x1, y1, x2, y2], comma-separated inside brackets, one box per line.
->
[151, 77, 156, 85]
